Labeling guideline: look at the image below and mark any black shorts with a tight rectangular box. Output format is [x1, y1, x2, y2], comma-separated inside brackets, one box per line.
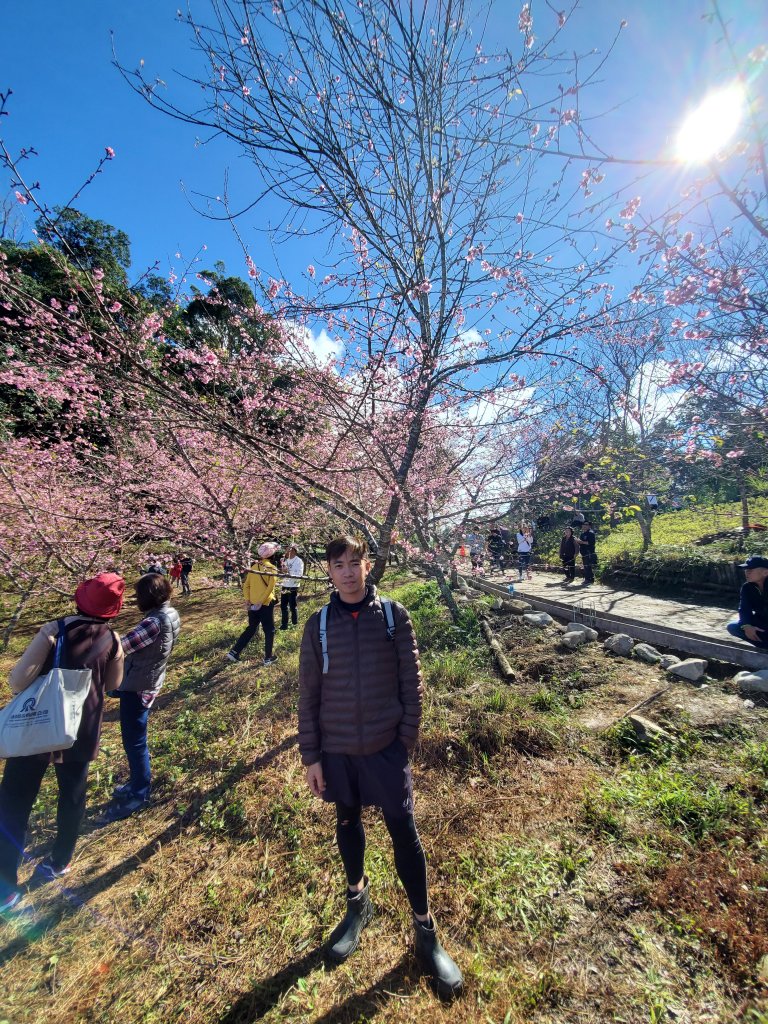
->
[321, 737, 414, 818]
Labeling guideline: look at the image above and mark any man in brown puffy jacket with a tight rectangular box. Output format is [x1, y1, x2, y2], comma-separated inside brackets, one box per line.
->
[298, 535, 463, 1001]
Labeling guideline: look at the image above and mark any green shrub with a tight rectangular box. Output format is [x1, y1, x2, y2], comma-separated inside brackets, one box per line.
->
[386, 579, 481, 651]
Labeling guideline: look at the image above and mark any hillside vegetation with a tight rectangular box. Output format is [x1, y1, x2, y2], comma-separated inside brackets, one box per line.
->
[599, 497, 768, 561]
[535, 497, 768, 594]
[0, 578, 766, 1024]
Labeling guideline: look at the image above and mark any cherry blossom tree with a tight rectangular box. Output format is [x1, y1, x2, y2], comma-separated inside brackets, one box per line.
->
[117, 0, 669, 590]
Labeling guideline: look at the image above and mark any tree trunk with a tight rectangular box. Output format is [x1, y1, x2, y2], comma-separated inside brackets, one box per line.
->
[0, 589, 33, 651]
[738, 482, 750, 552]
[634, 509, 654, 553]
[421, 561, 461, 620]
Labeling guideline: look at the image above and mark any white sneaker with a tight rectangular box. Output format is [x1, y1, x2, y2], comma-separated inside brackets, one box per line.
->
[226, 651, 239, 663]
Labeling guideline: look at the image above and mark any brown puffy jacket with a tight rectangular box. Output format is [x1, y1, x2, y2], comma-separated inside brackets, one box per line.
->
[298, 586, 423, 766]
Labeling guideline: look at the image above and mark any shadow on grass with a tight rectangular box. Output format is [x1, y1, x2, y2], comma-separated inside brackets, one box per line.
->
[218, 953, 411, 1024]
[101, 660, 236, 725]
[0, 733, 298, 965]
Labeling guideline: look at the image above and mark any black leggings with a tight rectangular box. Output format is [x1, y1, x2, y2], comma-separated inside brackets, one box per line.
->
[0, 757, 89, 886]
[335, 802, 428, 917]
[232, 604, 275, 659]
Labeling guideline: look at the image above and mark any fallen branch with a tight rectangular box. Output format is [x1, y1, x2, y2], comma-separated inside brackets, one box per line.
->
[479, 617, 516, 682]
[603, 685, 673, 732]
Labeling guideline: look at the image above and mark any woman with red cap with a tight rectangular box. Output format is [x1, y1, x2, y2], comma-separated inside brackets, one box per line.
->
[0, 572, 125, 913]
[227, 542, 281, 665]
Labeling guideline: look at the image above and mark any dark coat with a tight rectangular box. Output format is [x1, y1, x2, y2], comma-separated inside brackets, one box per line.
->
[559, 534, 577, 561]
[737, 582, 768, 632]
[121, 603, 181, 694]
[298, 586, 423, 766]
[38, 618, 121, 763]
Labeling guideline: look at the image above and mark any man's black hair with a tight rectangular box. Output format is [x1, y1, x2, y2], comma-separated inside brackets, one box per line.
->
[326, 535, 369, 562]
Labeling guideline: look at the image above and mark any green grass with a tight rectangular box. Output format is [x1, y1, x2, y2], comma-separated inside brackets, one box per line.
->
[3, 574, 768, 1023]
[598, 495, 768, 562]
[457, 837, 591, 936]
[584, 757, 761, 846]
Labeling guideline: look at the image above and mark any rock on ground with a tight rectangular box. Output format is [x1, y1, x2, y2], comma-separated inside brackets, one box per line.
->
[492, 598, 532, 614]
[666, 658, 708, 682]
[603, 634, 634, 657]
[734, 669, 768, 694]
[565, 622, 598, 641]
[560, 630, 589, 649]
[523, 612, 554, 627]
[659, 655, 681, 669]
[633, 643, 662, 664]
[629, 715, 672, 742]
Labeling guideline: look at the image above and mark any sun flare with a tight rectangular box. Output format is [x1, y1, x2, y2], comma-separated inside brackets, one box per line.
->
[676, 83, 746, 162]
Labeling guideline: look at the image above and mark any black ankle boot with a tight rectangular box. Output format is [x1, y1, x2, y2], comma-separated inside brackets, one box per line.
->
[324, 879, 373, 963]
[413, 915, 464, 1001]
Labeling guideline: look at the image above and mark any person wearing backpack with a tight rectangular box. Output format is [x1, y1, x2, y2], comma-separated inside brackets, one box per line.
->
[298, 535, 463, 1001]
[0, 573, 125, 913]
[227, 542, 280, 665]
[102, 573, 181, 822]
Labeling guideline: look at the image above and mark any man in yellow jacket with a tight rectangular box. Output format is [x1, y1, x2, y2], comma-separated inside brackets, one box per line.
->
[227, 542, 280, 665]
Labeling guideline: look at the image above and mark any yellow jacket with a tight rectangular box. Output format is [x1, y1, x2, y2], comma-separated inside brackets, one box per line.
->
[242, 561, 278, 605]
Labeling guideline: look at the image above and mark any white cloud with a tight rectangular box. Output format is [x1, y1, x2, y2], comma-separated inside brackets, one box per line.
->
[281, 320, 345, 366]
[306, 328, 345, 363]
[623, 359, 685, 429]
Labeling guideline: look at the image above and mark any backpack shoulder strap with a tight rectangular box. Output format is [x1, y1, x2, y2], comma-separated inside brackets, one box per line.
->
[319, 603, 330, 675]
[319, 598, 394, 675]
[53, 618, 66, 669]
[381, 598, 396, 641]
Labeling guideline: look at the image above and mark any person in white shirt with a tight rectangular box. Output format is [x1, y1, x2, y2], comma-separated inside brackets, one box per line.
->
[515, 526, 533, 581]
[280, 546, 305, 630]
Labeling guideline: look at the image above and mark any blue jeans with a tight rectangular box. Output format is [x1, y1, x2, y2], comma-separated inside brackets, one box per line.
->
[727, 621, 768, 649]
[119, 692, 151, 800]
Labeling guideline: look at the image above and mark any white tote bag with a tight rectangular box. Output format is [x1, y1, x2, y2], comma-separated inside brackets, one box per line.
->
[0, 626, 93, 758]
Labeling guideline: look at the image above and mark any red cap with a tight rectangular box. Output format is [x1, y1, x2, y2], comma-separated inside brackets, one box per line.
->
[74, 572, 125, 619]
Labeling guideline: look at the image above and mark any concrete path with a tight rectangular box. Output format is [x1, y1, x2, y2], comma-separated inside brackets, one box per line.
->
[468, 567, 768, 671]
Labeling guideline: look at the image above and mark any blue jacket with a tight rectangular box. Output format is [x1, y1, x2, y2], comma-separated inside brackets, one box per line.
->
[737, 582, 768, 632]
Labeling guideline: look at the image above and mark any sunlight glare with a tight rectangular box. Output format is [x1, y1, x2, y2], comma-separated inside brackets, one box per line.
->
[676, 83, 746, 162]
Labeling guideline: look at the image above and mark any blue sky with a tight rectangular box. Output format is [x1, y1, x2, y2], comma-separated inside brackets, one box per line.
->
[1, 0, 764, 298]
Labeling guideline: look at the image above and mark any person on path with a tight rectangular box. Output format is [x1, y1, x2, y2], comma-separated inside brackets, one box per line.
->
[726, 555, 768, 649]
[169, 557, 182, 590]
[223, 559, 235, 585]
[0, 573, 125, 913]
[515, 525, 533, 581]
[298, 535, 463, 1001]
[227, 543, 280, 665]
[559, 527, 577, 583]
[280, 546, 305, 630]
[487, 526, 506, 574]
[103, 574, 181, 822]
[466, 531, 485, 571]
[180, 555, 193, 595]
[577, 521, 596, 585]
